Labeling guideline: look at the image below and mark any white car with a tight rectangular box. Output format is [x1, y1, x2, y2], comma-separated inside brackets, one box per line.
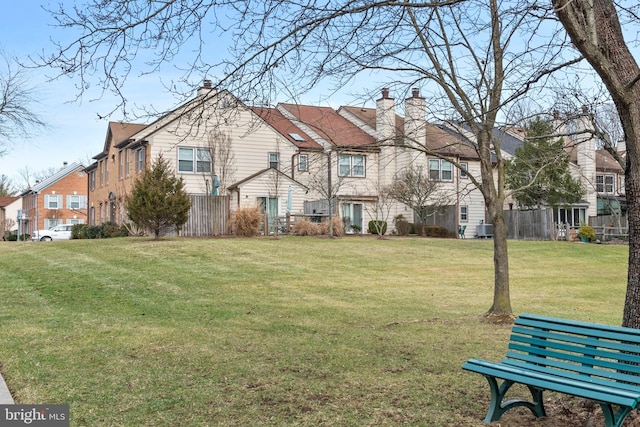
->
[32, 224, 74, 241]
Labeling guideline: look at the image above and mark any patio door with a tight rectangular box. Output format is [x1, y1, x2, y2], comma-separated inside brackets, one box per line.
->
[257, 197, 278, 233]
[342, 202, 363, 233]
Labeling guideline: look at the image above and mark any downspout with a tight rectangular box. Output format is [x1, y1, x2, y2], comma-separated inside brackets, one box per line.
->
[456, 155, 460, 236]
[291, 153, 297, 180]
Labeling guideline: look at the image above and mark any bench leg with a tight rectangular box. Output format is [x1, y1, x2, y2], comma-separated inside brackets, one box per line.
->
[482, 375, 547, 423]
[600, 403, 633, 427]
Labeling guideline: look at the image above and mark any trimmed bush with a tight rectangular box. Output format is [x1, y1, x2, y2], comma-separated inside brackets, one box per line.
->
[292, 219, 320, 236]
[368, 220, 387, 235]
[5, 234, 18, 241]
[395, 220, 411, 236]
[423, 225, 451, 238]
[232, 207, 261, 237]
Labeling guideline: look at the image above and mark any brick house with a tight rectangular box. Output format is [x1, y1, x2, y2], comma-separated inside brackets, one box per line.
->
[20, 162, 88, 236]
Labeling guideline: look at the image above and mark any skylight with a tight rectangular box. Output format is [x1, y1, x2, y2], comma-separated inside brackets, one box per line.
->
[289, 133, 305, 142]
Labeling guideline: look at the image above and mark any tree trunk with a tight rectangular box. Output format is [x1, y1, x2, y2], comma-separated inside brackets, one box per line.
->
[554, 0, 640, 327]
[489, 210, 512, 316]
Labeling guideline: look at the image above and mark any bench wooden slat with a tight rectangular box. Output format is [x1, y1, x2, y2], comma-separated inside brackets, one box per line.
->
[511, 326, 640, 357]
[511, 327, 640, 363]
[503, 359, 640, 393]
[507, 343, 640, 382]
[505, 351, 640, 386]
[516, 314, 640, 343]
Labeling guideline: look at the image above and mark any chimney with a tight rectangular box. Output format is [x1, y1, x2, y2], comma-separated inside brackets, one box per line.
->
[376, 88, 395, 144]
[63, 161, 68, 168]
[404, 88, 426, 153]
[197, 79, 215, 96]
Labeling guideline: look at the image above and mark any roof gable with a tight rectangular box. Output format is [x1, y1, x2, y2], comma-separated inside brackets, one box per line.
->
[22, 162, 85, 195]
[228, 168, 308, 191]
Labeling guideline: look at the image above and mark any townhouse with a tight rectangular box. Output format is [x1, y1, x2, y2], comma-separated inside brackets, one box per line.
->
[20, 162, 88, 236]
[85, 81, 621, 237]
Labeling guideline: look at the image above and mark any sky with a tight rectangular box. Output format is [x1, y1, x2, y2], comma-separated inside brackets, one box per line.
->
[1, 1, 638, 192]
[0, 1, 366, 191]
[0, 1, 196, 189]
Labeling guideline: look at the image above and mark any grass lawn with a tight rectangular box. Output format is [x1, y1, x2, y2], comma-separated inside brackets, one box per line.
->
[0, 236, 629, 426]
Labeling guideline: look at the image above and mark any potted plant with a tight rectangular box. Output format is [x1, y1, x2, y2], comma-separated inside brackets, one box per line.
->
[578, 224, 596, 242]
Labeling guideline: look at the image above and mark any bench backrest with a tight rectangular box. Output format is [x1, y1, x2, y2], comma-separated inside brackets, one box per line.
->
[504, 314, 640, 391]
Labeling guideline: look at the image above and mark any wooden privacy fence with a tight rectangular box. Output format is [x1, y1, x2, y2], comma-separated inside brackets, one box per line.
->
[182, 195, 229, 237]
[504, 209, 555, 240]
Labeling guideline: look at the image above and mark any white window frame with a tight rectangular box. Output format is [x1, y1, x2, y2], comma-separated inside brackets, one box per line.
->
[429, 158, 454, 182]
[338, 154, 365, 177]
[135, 147, 145, 172]
[45, 194, 62, 209]
[178, 147, 212, 173]
[459, 162, 468, 179]
[596, 174, 615, 194]
[269, 152, 279, 169]
[460, 205, 468, 222]
[298, 154, 308, 172]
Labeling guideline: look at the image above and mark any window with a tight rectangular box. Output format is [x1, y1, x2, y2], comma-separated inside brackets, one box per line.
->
[555, 207, 586, 227]
[596, 174, 615, 194]
[178, 147, 211, 173]
[298, 154, 308, 172]
[269, 152, 279, 169]
[105, 158, 109, 184]
[429, 158, 453, 181]
[67, 195, 87, 209]
[460, 205, 468, 222]
[135, 147, 145, 172]
[44, 218, 61, 229]
[125, 150, 130, 176]
[45, 194, 62, 209]
[338, 154, 365, 177]
[99, 161, 104, 186]
[459, 162, 468, 179]
[118, 150, 123, 179]
[89, 170, 96, 191]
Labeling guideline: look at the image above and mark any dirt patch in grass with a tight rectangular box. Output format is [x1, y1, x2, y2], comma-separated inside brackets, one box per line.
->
[485, 394, 640, 426]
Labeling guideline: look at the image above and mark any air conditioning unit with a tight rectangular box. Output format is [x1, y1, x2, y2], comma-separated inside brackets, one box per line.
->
[476, 223, 494, 238]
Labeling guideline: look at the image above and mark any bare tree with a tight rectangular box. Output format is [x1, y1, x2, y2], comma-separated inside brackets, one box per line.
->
[206, 129, 236, 195]
[387, 164, 452, 226]
[41, 0, 581, 318]
[0, 53, 46, 156]
[553, 0, 640, 328]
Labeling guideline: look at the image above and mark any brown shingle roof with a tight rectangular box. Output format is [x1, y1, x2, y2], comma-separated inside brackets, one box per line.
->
[0, 196, 19, 208]
[252, 107, 323, 150]
[279, 104, 376, 149]
[341, 105, 478, 159]
[110, 122, 148, 148]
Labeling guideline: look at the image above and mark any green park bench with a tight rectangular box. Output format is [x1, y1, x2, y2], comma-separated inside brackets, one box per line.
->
[462, 313, 640, 427]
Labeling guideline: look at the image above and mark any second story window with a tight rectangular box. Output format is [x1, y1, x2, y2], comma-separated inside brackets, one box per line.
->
[596, 174, 615, 194]
[269, 152, 279, 169]
[89, 170, 96, 191]
[135, 147, 146, 172]
[459, 162, 468, 179]
[178, 147, 212, 173]
[429, 158, 453, 181]
[67, 195, 87, 209]
[118, 150, 123, 179]
[338, 154, 365, 177]
[45, 194, 62, 209]
[298, 154, 308, 172]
